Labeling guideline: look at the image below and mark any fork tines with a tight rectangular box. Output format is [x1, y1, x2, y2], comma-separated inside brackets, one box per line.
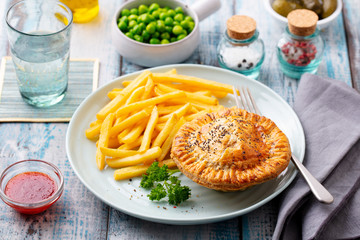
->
[232, 86, 261, 115]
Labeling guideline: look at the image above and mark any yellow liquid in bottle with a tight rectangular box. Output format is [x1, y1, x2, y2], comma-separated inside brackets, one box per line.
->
[60, 0, 99, 23]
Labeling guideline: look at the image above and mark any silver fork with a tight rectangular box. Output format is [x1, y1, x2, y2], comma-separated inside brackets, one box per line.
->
[233, 86, 334, 204]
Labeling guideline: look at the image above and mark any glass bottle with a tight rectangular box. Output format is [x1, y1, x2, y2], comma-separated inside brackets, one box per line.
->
[277, 9, 325, 79]
[217, 15, 265, 79]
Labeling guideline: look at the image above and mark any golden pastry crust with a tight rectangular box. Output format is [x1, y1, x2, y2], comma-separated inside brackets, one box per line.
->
[170, 107, 291, 191]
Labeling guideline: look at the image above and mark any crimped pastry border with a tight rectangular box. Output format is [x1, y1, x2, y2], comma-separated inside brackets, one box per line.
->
[171, 107, 291, 192]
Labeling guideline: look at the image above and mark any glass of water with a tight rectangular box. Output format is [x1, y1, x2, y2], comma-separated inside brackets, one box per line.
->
[6, 0, 73, 107]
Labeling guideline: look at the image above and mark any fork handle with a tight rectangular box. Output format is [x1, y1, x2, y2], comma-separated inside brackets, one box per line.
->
[291, 155, 334, 204]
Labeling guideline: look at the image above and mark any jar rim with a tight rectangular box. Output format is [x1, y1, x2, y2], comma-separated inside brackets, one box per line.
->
[285, 26, 320, 40]
[224, 29, 259, 44]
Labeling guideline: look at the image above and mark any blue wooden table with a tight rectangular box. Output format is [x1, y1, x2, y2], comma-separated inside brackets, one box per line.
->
[0, 0, 358, 239]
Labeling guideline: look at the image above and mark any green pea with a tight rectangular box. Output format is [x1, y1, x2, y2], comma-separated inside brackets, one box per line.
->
[125, 32, 134, 39]
[133, 24, 142, 35]
[138, 13, 151, 24]
[165, 26, 172, 33]
[188, 21, 195, 32]
[172, 25, 183, 35]
[159, 12, 168, 20]
[128, 14, 138, 21]
[161, 39, 170, 44]
[138, 4, 148, 14]
[149, 3, 160, 13]
[118, 21, 127, 32]
[142, 30, 151, 41]
[134, 34, 144, 42]
[119, 4, 195, 45]
[130, 8, 138, 15]
[180, 20, 189, 29]
[146, 22, 156, 34]
[174, 7, 183, 14]
[130, 8, 139, 15]
[164, 17, 173, 26]
[148, 14, 155, 22]
[129, 28, 136, 35]
[177, 34, 187, 41]
[184, 16, 193, 22]
[152, 32, 160, 38]
[156, 20, 166, 32]
[138, 22, 146, 31]
[167, 9, 176, 17]
[160, 32, 170, 40]
[150, 38, 160, 44]
[119, 16, 128, 24]
[128, 19, 137, 29]
[174, 13, 184, 22]
[121, 9, 130, 17]
[152, 10, 160, 19]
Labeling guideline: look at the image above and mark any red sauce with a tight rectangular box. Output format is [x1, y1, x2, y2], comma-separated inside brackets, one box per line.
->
[5, 172, 57, 204]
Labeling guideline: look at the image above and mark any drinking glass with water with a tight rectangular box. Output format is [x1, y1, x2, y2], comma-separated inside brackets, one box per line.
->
[6, 0, 73, 107]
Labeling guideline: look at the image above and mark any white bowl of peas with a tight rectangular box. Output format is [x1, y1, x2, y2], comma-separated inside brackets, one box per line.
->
[111, 0, 221, 67]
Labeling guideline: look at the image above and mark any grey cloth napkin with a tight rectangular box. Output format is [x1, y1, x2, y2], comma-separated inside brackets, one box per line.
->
[272, 73, 360, 240]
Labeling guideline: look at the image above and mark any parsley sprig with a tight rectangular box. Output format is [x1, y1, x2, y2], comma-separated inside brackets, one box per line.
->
[140, 162, 191, 205]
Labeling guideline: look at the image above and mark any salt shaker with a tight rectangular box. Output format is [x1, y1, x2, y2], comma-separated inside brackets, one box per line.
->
[277, 9, 325, 79]
[217, 15, 265, 79]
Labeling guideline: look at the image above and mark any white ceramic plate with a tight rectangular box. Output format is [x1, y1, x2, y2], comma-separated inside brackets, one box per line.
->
[66, 64, 305, 225]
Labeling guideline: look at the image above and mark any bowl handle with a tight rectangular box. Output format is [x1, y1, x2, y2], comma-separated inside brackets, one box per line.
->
[191, 0, 221, 22]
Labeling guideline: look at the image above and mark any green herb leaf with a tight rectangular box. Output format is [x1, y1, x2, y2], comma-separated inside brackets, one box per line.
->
[140, 162, 191, 205]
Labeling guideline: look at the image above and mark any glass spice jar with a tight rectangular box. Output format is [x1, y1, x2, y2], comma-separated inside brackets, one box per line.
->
[277, 9, 325, 79]
[217, 15, 265, 79]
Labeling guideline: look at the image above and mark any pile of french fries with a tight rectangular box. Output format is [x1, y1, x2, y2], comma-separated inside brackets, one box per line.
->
[85, 69, 234, 181]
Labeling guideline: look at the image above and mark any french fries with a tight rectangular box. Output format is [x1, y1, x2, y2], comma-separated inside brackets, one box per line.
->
[85, 69, 232, 180]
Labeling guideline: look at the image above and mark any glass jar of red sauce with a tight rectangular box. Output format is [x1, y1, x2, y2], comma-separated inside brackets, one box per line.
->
[0, 159, 64, 214]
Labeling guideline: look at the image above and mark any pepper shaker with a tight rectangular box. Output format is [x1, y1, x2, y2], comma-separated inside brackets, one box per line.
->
[217, 15, 265, 79]
[276, 9, 325, 79]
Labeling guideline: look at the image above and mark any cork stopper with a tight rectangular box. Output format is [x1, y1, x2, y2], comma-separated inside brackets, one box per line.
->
[287, 9, 318, 36]
[226, 15, 256, 40]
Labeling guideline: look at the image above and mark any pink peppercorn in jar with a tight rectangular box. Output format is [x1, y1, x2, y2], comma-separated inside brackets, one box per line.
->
[276, 9, 325, 79]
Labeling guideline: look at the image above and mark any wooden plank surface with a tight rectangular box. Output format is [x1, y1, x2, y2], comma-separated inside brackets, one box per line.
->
[0, 0, 356, 239]
[343, 0, 360, 90]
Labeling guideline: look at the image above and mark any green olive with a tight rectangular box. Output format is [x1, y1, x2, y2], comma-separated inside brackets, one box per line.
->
[322, 0, 337, 19]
